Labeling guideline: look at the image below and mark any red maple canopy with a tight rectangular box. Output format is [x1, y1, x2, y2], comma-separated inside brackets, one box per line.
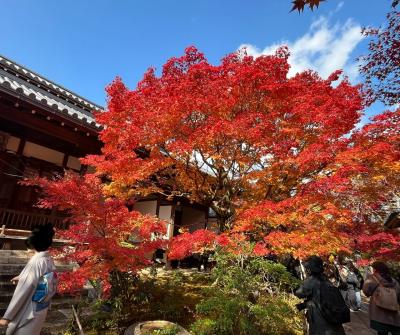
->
[32, 46, 400, 292]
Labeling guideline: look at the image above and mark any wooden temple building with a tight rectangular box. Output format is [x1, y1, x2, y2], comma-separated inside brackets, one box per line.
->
[0, 54, 102, 231]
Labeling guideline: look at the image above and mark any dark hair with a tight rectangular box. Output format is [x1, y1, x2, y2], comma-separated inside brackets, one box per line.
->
[337, 252, 349, 265]
[305, 255, 324, 275]
[346, 260, 356, 272]
[372, 261, 392, 282]
[25, 223, 55, 252]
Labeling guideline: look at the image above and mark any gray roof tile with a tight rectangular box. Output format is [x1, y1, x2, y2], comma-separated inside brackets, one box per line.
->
[0, 55, 103, 130]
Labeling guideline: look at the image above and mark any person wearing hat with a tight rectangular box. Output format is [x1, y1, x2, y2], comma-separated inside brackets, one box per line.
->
[295, 255, 347, 335]
[0, 224, 57, 335]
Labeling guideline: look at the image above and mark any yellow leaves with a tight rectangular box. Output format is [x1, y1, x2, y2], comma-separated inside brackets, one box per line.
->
[372, 175, 386, 181]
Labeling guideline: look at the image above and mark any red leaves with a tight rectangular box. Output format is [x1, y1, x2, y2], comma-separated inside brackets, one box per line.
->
[31, 44, 400, 294]
[168, 229, 217, 260]
[237, 108, 400, 260]
[356, 228, 400, 260]
[360, 9, 400, 105]
[89, 46, 363, 233]
[85, 46, 400, 262]
[26, 173, 167, 295]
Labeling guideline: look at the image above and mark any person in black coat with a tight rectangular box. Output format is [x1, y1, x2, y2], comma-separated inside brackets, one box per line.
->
[295, 256, 346, 335]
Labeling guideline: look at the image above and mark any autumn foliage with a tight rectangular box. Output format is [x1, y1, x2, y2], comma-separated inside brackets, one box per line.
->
[32, 45, 400, 293]
[360, 10, 400, 106]
[87, 46, 363, 233]
[290, 0, 325, 12]
[23, 174, 166, 294]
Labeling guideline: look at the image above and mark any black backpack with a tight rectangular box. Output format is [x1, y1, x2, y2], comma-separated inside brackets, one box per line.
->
[354, 267, 364, 289]
[317, 279, 350, 325]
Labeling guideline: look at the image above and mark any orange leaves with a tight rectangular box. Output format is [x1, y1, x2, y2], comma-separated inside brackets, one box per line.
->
[87, 46, 400, 261]
[264, 229, 350, 259]
[89, 46, 363, 232]
[32, 44, 400, 294]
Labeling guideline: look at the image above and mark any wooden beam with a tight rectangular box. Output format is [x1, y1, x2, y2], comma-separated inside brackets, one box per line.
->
[0, 103, 101, 151]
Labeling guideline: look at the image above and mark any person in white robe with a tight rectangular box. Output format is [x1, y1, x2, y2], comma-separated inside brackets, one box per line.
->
[0, 224, 56, 335]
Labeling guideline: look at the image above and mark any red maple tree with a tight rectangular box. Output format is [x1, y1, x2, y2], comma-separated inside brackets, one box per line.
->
[32, 45, 400, 292]
[91, 46, 399, 261]
[87, 46, 363, 234]
[237, 107, 400, 259]
[360, 10, 400, 106]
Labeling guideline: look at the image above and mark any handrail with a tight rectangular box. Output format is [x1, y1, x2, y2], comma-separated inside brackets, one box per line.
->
[0, 208, 68, 230]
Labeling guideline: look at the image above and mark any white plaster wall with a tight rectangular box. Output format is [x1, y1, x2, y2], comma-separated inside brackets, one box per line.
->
[87, 165, 96, 174]
[5, 136, 20, 152]
[133, 200, 157, 216]
[159, 205, 173, 239]
[158, 205, 172, 221]
[23, 141, 64, 166]
[67, 156, 81, 171]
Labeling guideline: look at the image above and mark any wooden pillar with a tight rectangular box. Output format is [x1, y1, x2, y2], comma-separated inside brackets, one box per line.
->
[164, 200, 176, 269]
[17, 139, 26, 155]
[7, 139, 26, 209]
[168, 201, 177, 240]
[155, 194, 160, 217]
[204, 208, 209, 229]
[62, 154, 69, 169]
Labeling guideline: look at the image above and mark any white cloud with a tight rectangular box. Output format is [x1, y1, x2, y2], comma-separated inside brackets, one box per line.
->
[239, 15, 364, 82]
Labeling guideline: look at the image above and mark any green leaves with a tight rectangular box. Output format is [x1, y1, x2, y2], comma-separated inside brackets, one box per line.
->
[190, 250, 302, 335]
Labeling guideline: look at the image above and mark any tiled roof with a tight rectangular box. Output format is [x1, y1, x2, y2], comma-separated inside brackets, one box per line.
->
[0, 55, 103, 130]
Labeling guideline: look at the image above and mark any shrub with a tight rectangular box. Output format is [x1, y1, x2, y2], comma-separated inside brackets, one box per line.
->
[190, 251, 304, 335]
[83, 268, 210, 332]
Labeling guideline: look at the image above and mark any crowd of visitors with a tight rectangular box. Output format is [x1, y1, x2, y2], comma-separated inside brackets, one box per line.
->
[296, 254, 400, 335]
[0, 225, 399, 335]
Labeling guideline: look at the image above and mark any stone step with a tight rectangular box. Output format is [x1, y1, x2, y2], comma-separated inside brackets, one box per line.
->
[0, 250, 31, 258]
[0, 258, 74, 267]
[0, 281, 88, 294]
[0, 256, 30, 264]
[0, 296, 82, 315]
[0, 310, 73, 335]
[0, 280, 15, 289]
[0, 290, 79, 303]
[0, 263, 74, 274]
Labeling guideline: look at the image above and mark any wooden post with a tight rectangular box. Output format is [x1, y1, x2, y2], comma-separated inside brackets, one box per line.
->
[299, 259, 306, 281]
[72, 305, 85, 335]
[62, 154, 69, 169]
[155, 194, 160, 217]
[164, 201, 176, 269]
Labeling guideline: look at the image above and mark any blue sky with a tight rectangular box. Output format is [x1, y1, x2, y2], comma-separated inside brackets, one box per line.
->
[0, 0, 393, 120]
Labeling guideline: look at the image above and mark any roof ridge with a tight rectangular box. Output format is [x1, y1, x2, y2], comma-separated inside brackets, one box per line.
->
[0, 54, 104, 111]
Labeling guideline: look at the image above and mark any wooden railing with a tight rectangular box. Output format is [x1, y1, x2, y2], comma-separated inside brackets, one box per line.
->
[0, 208, 68, 230]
